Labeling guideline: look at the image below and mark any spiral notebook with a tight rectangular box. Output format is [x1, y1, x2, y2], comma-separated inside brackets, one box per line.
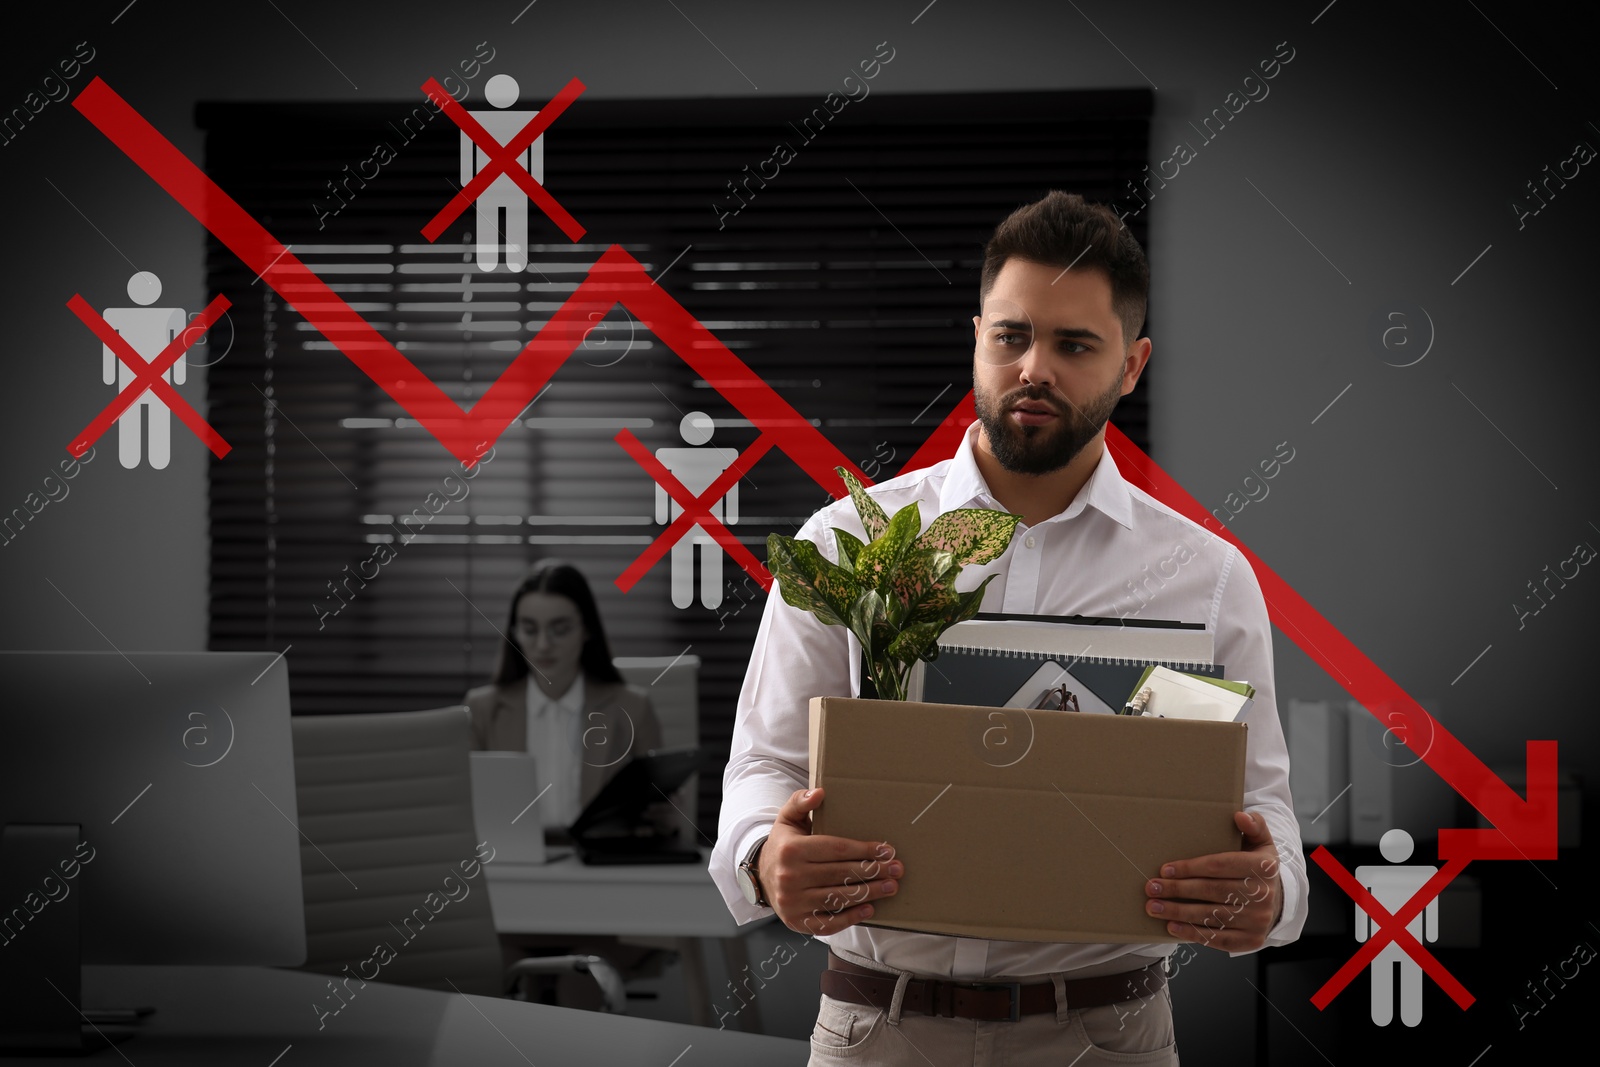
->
[906, 612, 1222, 712]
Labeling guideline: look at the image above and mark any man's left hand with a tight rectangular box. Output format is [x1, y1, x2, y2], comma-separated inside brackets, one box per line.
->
[1144, 811, 1282, 952]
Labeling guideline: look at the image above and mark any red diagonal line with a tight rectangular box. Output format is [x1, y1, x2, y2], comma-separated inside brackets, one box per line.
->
[420, 76, 585, 242]
[592, 247, 864, 494]
[66, 293, 230, 458]
[895, 389, 976, 476]
[1310, 848, 1473, 1009]
[912, 391, 1541, 853]
[902, 400, 1555, 831]
[614, 430, 774, 592]
[1101, 421, 1558, 862]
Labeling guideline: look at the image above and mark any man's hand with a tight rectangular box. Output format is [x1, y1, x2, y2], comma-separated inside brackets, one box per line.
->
[760, 787, 903, 937]
[1144, 811, 1283, 952]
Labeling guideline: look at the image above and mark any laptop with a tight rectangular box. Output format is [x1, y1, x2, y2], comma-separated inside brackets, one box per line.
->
[468, 752, 547, 864]
[569, 746, 703, 865]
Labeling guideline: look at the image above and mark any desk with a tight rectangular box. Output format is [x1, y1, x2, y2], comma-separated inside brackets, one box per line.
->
[485, 851, 774, 1030]
[4, 965, 808, 1065]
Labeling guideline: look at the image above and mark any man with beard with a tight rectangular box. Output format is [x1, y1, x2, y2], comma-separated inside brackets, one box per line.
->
[710, 191, 1305, 1065]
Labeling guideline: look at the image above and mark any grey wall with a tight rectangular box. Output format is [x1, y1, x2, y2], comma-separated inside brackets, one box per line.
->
[3, 0, 1595, 1055]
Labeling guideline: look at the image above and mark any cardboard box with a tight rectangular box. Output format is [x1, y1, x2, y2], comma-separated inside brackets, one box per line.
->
[808, 696, 1247, 943]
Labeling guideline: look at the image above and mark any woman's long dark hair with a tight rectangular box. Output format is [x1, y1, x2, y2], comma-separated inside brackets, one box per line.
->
[491, 560, 625, 687]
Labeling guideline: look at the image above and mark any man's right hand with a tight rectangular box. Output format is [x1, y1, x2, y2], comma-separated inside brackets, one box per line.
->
[759, 787, 903, 937]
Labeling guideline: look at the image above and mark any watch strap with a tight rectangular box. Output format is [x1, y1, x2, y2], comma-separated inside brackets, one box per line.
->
[740, 834, 770, 908]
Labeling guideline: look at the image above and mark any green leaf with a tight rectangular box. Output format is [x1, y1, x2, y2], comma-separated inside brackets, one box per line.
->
[809, 492, 1024, 700]
[838, 466, 889, 541]
[886, 621, 944, 665]
[849, 588, 891, 661]
[948, 577, 998, 628]
[890, 547, 955, 617]
[907, 584, 961, 626]
[853, 500, 921, 595]
[832, 528, 866, 574]
[914, 508, 1021, 567]
[884, 584, 909, 631]
[766, 533, 858, 628]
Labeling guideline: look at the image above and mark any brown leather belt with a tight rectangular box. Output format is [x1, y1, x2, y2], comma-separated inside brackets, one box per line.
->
[822, 952, 1165, 1022]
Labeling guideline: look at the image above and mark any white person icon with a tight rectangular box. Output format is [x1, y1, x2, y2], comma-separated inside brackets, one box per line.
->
[1354, 828, 1441, 1027]
[102, 271, 187, 470]
[462, 73, 544, 272]
[655, 411, 739, 610]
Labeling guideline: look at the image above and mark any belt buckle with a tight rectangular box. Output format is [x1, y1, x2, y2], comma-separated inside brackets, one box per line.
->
[964, 981, 1023, 1022]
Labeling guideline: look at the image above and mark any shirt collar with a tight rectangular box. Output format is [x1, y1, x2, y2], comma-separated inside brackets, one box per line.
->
[528, 674, 586, 715]
[940, 422, 1134, 530]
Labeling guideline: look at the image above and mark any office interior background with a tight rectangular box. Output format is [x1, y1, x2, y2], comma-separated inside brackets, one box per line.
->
[2, 0, 1595, 1061]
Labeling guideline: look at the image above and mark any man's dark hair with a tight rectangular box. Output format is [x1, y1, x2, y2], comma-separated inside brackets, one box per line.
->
[980, 191, 1149, 346]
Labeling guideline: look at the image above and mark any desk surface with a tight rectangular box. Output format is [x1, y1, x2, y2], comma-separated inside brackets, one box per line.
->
[485, 850, 763, 939]
[14, 965, 808, 1066]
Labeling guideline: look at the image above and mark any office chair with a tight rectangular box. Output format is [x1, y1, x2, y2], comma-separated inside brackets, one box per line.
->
[289, 705, 624, 1011]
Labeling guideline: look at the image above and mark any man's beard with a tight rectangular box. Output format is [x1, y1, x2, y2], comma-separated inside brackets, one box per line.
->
[974, 373, 1123, 475]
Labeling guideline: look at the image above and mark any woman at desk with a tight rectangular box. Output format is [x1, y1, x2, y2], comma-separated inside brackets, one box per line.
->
[464, 559, 663, 838]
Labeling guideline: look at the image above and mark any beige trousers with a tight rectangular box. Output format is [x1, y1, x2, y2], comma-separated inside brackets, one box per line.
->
[806, 964, 1178, 1066]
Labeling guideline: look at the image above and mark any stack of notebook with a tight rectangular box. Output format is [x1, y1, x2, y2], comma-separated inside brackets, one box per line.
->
[907, 612, 1223, 714]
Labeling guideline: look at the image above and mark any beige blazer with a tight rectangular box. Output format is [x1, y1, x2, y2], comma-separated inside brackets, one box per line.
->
[463, 676, 662, 813]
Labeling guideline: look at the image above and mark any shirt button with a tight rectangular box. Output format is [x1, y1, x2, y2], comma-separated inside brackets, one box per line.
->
[1025, 536, 1036, 549]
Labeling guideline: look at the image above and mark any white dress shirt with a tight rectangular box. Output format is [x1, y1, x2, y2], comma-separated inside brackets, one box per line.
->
[710, 424, 1308, 980]
[527, 675, 586, 828]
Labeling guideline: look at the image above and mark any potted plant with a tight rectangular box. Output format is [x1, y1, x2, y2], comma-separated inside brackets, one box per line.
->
[765, 468, 1021, 701]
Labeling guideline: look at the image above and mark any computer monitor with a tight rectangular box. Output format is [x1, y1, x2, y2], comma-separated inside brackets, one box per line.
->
[0, 651, 306, 1050]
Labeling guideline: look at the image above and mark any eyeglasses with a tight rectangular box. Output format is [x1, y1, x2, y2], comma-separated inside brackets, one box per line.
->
[1027, 685, 1080, 713]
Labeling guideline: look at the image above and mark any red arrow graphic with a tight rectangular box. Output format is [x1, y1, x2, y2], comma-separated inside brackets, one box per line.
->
[76, 73, 1557, 867]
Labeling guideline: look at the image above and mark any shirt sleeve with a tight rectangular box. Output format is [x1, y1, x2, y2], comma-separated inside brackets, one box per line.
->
[708, 513, 858, 924]
[1211, 546, 1309, 951]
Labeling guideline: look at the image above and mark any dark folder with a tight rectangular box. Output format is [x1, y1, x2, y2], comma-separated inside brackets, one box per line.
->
[569, 746, 702, 865]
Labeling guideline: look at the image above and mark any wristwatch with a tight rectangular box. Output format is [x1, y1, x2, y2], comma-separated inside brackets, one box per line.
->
[735, 835, 770, 908]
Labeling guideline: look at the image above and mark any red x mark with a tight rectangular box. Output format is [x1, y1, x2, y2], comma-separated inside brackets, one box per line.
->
[1310, 846, 1473, 1010]
[66, 293, 231, 459]
[614, 430, 775, 593]
[420, 76, 586, 243]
